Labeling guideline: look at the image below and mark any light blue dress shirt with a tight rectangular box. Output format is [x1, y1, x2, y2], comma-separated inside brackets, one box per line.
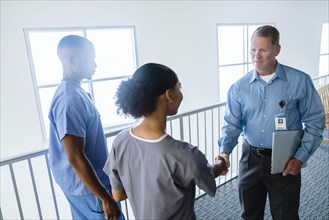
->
[219, 62, 325, 164]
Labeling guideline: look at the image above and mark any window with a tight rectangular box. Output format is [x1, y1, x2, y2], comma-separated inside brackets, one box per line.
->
[319, 22, 329, 76]
[24, 27, 137, 139]
[217, 24, 273, 102]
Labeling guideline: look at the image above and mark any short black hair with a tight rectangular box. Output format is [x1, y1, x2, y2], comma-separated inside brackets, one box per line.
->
[115, 63, 178, 118]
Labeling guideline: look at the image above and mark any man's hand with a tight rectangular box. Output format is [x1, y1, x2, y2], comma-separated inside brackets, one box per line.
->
[214, 155, 229, 176]
[212, 154, 230, 177]
[219, 153, 230, 169]
[282, 158, 303, 176]
[102, 196, 121, 220]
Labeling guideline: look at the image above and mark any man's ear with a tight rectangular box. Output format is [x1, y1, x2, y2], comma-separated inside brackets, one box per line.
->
[69, 55, 78, 65]
[275, 44, 281, 56]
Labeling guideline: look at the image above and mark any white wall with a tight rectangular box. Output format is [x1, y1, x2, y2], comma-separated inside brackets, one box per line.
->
[1, 0, 328, 159]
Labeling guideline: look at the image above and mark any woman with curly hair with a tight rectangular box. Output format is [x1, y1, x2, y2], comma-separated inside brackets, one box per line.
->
[103, 63, 227, 220]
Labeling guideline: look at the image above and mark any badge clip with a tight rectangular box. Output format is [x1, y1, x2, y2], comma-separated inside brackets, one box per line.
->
[275, 100, 287, 130]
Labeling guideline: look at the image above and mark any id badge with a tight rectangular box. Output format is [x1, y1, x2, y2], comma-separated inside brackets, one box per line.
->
[275, 114, 287, 130]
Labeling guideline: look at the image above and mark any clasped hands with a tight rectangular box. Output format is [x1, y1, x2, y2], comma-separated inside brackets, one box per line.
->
[212, 154, 230, 177]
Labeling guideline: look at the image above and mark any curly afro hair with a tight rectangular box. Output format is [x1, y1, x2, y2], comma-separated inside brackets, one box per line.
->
[115, 63, 178, 118]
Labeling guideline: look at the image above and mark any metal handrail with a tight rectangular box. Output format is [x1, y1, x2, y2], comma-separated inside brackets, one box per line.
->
[1, 74, 328, 219]
[0, 102, 230, 220]
[313, 74, 329, 89]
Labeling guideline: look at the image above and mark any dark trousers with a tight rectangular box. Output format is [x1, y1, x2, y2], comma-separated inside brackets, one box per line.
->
[238, 141, 301, 220]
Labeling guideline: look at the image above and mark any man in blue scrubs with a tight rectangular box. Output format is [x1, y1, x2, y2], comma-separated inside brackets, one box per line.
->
[48, 35, 123, 219]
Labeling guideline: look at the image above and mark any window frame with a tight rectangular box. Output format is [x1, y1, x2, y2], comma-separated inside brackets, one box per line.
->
[216, 23, 275, 102]
[24, 26, 138, 140]
[319, 22, 329, 76]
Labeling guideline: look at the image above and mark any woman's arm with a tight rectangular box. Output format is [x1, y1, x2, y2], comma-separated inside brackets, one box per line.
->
[112, 188, 128, 202]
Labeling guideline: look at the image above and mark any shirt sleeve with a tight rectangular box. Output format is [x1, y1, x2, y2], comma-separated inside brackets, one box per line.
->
[294, 75, 325, 163]
[191, 148, 217, 197]
[218, 83, 244, 155]
[103, 147, 124, 190]
[54, 97, 87, 140]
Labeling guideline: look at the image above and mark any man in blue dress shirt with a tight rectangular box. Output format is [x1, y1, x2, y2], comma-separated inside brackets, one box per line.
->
[218, 25, 325, 220]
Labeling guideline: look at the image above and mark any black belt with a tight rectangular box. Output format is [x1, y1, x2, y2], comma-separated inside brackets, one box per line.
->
[244, 140, 272, 156]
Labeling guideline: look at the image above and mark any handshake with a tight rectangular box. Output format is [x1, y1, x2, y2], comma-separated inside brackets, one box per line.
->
[212, 155, 229, 178]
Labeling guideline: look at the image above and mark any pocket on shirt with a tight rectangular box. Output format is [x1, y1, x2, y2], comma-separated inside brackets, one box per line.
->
[285, 99, 299, 128]
[286, 99, 298, 111]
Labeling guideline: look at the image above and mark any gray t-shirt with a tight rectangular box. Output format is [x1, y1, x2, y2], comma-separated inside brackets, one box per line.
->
[103, 129, 216, 220]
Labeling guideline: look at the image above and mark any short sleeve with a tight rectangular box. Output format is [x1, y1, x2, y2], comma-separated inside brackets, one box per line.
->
[103, 147, 124, 190]
[54, 97, 87, 140]
[192, 149, 216, 197]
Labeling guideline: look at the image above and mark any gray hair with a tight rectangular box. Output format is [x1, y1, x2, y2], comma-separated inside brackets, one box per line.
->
[252, 25, 280, 46]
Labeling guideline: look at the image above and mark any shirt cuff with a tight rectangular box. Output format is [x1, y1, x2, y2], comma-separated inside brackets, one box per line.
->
[294, 147, 310, 164]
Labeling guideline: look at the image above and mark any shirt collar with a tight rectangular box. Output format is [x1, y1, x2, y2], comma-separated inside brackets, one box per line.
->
[249, 61, 287, 84]
[274, 62, 287, 81]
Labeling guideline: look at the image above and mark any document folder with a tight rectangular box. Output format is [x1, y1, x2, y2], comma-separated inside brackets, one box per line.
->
[271, 130, 303, 174]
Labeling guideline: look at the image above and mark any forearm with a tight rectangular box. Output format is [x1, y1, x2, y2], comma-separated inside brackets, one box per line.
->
[112, 189, 128, 202]
[62, 135, 120, 219]
[294, 119, 325, 164]
[71, 157, 121, 219]
[70, 156, 110, 201]
[219, 120, 242, 155]
[62, 135, 110, 200]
